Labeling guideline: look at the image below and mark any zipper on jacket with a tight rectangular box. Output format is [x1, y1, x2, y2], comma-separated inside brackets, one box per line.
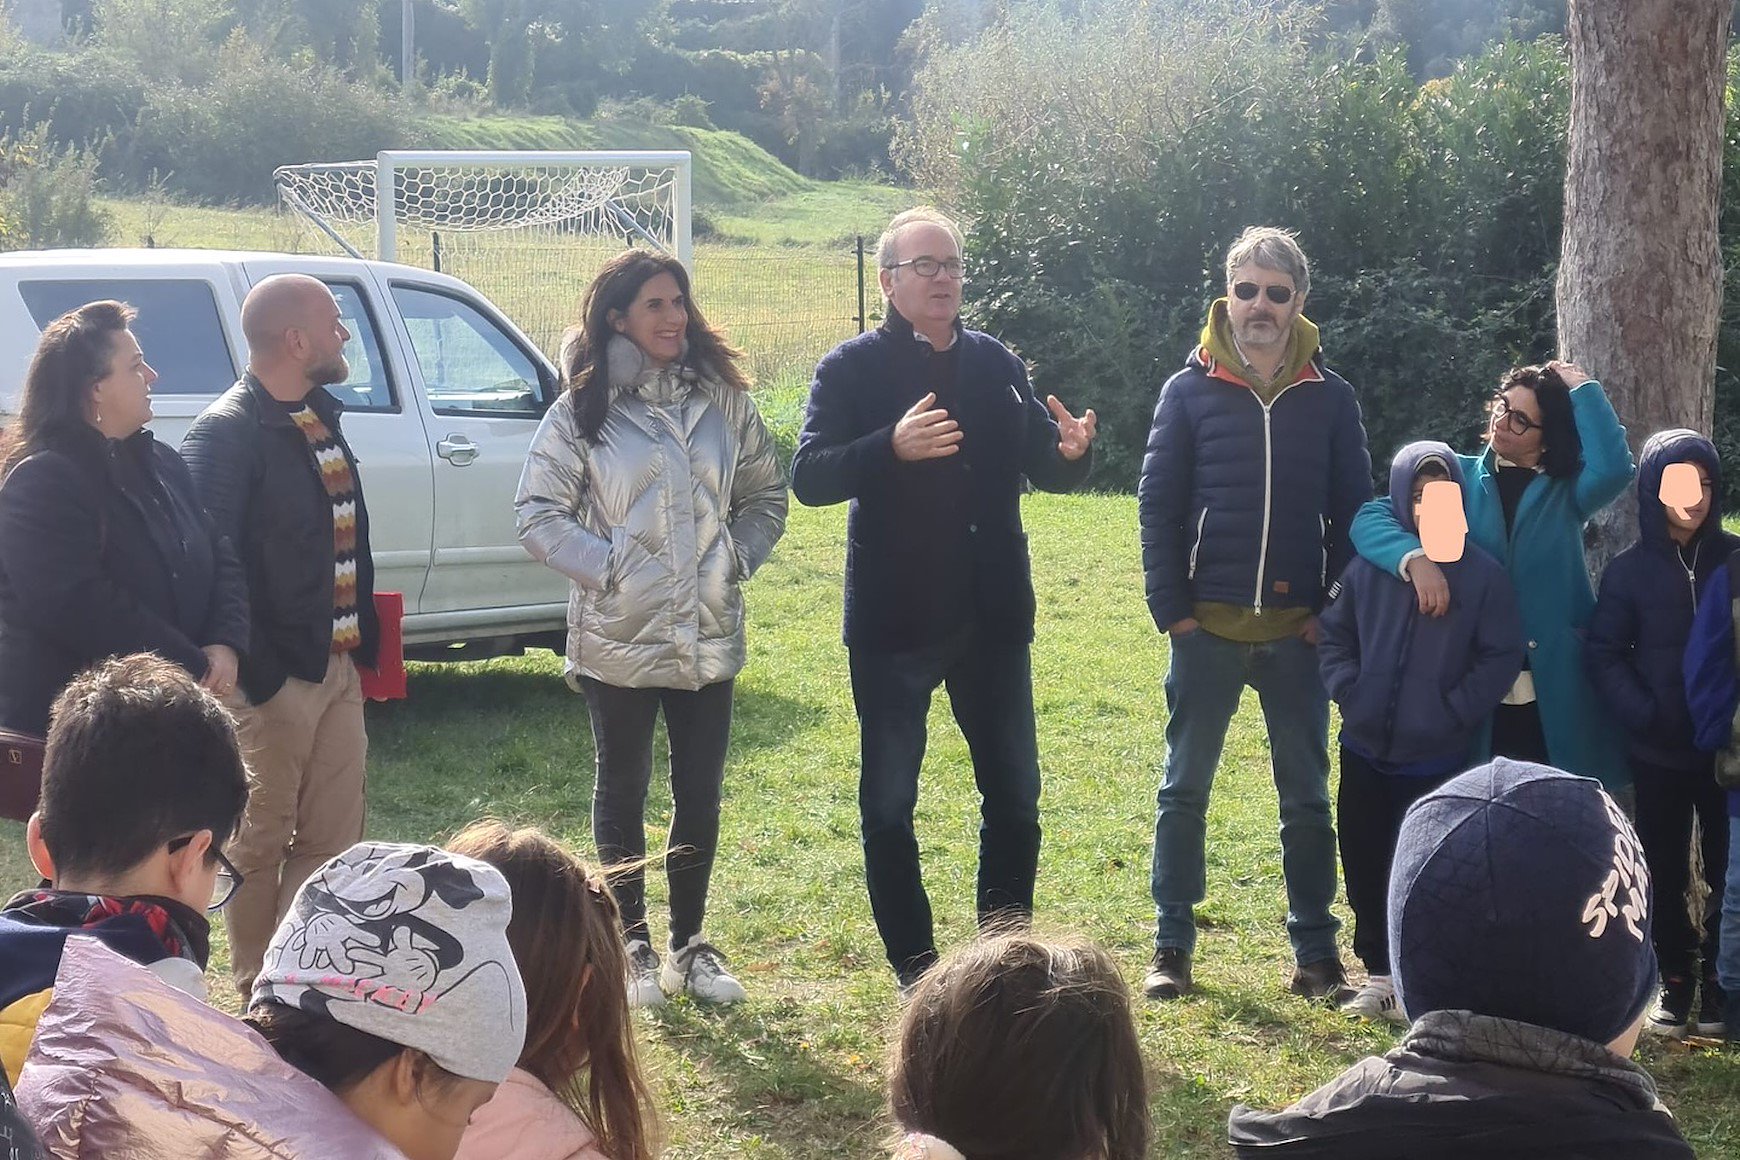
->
[1380, 605, 1421, 759]
[1188, 508, 1209, 579]
[1319, 514, 1328, 588]
[1682, 541, 1702, 613]
[1251, 382, 1300, 614]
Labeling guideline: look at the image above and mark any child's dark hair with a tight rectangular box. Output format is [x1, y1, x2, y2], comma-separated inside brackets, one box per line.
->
[447, 821, 657, 1160]
[889, 933, 1149, 1160]
[1413, 459, 1451, 484]
[38, 654, 248, 880]
[1492, 364, 1582, 478]
[245, 1000, 464, 1097]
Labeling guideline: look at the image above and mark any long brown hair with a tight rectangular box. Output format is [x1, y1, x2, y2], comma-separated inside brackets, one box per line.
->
[447, 821, 656, 1160]
[889, 933, 1150, 1160]
[560, 250, 748, 443]
[0, 299, 135, 478]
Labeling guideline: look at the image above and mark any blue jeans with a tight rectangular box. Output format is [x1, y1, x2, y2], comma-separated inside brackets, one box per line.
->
[1150, 627, 1339, 962]
[1719, 808, 1740, 995]
[850, 630, 1043, 981]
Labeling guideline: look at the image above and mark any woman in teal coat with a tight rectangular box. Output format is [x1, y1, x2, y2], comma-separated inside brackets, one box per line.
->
[1348, 361, 1635, 791]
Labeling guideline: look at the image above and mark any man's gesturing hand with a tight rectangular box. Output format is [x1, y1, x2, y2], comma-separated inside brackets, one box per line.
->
[1047, 395, 1097, 461]
[892, 392, 962, 461]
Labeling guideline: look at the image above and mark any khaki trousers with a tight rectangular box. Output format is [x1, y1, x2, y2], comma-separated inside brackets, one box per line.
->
[223, 653, 367, 995]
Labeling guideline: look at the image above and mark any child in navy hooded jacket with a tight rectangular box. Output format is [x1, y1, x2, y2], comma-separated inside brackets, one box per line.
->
[1318, 441, 1525, 1021]
[1589, 429, 1737, 1038]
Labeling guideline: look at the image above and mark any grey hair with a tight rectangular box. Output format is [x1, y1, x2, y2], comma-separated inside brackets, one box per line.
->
[875, 206, 965, 272]
[1224, 226, 1310, 298]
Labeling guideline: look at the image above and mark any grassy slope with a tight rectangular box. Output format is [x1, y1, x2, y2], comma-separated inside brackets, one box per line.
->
[3, 493, 1736, 1156]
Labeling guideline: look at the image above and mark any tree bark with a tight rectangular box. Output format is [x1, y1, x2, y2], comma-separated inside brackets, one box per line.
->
[1559, 0, 1729, 575]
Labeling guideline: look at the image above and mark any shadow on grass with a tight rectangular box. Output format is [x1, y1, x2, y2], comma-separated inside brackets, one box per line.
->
[644, 998, 887, 1153]
[358, 664, 830, 839]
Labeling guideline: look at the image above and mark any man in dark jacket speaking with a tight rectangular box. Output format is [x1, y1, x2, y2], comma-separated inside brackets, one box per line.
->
[792, 207, 1096, 993]
[1139, 227, 1372, 1002]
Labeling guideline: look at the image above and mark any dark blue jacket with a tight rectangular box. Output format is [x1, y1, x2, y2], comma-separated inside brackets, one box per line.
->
[1138, 342, 1371, 631]
[1590, 430, 1737, 772]
[791, 310, 1091, 652]
[1318, 443, 1524, 771]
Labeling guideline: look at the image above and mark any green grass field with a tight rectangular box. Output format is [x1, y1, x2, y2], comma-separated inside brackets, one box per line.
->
[3, 493, 1737, 1156]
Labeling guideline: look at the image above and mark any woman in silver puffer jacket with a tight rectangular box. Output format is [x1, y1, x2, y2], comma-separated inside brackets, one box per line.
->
[515, 250, 787, 1008]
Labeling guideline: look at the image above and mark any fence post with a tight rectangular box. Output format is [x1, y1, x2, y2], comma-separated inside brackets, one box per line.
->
[855, 235, 867, 334]
[432, 231, 442, 273]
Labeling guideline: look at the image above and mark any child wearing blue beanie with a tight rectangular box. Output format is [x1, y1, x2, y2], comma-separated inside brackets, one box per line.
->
[1229, 758, 1693, 1158]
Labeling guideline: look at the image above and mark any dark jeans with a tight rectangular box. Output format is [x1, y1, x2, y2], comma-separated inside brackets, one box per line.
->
[1632, 760, 1728, 981]
[1151, 628, 1339, 962]
[848, 629, 1042, 981]
[581, 676, 734, 950]
[1490, 700, 1549, 764]
[1336, 744, 1458, 975]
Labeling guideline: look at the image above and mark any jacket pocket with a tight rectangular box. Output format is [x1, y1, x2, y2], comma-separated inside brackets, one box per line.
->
[604, 525, 627, 592]
[1188, 507, 1209, 579]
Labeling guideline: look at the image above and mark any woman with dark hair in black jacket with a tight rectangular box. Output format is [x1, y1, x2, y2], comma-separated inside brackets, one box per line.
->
[0, 300, 247, 738]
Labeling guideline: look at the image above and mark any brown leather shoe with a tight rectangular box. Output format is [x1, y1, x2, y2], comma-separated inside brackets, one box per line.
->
[1289, 956, 1356, 1005]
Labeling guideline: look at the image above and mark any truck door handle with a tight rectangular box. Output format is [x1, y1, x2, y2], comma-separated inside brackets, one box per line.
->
[436, 435, 478, 466]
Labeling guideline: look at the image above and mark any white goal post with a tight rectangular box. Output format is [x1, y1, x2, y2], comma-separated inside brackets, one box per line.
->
[273, 150, 693, 356]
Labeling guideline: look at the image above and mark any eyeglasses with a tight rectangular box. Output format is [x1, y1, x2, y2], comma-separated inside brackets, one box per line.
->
[1492, 398, 1542, 436]
[167, 833, 245, 912]
[886, 256, 966, 280]
[1232, 281, 1295, 305]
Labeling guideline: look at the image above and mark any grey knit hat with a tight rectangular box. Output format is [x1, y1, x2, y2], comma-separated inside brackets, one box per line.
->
[251, 842, 527, 1083]
[1388, 759, 1658, 1045]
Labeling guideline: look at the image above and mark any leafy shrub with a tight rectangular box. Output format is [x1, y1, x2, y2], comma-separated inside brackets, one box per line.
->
[0, 122, 112, 251]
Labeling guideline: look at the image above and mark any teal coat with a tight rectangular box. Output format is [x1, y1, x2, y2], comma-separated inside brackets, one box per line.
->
[1348, 382, 1636, 789]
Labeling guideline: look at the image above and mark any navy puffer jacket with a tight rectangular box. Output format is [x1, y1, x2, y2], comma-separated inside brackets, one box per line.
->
[1138, 344, 1372, 630]
[1588, 429, 1739, 771]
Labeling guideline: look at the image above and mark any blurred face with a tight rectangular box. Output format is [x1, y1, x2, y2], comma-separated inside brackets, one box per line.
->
[1412, 476, 1467, 563]
[1661, 461, 1713, 534]
[880, 222, 964, 332]
[611, 270, 688, 368]
[298, 289, 351, 388]
[1226, 262, 1302, 352]
[1488, 385, 1544, 465]
[89, 328, 157, 438]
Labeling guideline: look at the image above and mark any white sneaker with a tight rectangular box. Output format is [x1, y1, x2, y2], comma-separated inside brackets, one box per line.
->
[625, 940, 666, 1009]
[660, 935, 748, 1004]
[1340, 975, 1406, 1025]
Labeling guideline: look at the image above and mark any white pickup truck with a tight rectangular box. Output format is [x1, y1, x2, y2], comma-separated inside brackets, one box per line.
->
[0, 248, 569, 660]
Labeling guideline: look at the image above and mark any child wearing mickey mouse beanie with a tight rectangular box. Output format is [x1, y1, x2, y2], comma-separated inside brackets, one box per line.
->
[1230, 759, 1694, 1158]
[248, 841, 529, 1160]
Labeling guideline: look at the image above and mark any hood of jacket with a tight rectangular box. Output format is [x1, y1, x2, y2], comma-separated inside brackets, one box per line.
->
[17, 937, 406, 1158]
[1636, 428, 1723, 548]
[1388, 440, 1464, 536]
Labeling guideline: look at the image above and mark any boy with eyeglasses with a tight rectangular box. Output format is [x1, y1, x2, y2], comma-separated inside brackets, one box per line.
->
[0, 653, 248, 1084]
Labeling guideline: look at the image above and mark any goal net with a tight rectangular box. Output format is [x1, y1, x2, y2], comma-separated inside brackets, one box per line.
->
[274, 150, 692, 359]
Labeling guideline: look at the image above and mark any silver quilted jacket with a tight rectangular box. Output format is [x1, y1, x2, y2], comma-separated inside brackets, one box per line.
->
[515, 336, 788, 690]
[18, 937, 407, 1158]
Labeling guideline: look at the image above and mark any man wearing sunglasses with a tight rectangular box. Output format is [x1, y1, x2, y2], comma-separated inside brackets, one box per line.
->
[793, 206, 1097, 996]
[1139, 226, 1372, 1004]
[0, 654, 248, 1084]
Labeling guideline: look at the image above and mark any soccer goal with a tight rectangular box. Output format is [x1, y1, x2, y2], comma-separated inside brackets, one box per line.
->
[274, 150, 692, 357]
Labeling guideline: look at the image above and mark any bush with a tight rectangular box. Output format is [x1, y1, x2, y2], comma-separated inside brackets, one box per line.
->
[0, 122, 112, 251]
[904, 0, 1573, 491]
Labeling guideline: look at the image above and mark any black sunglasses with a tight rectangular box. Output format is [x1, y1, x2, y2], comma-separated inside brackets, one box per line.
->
[1233, 281, 1295, 305]
[167, 833, 245, 912]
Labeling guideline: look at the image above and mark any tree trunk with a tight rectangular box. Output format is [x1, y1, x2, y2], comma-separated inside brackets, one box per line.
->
[1559, 0, 1729, 576]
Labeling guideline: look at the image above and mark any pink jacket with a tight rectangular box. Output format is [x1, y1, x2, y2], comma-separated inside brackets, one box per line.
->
[16, 937, 405, 1159]
[455, 1067, 610, 1160]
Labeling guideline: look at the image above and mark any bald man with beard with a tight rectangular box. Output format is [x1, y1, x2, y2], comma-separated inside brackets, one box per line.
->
[181, 274, 379, 995]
